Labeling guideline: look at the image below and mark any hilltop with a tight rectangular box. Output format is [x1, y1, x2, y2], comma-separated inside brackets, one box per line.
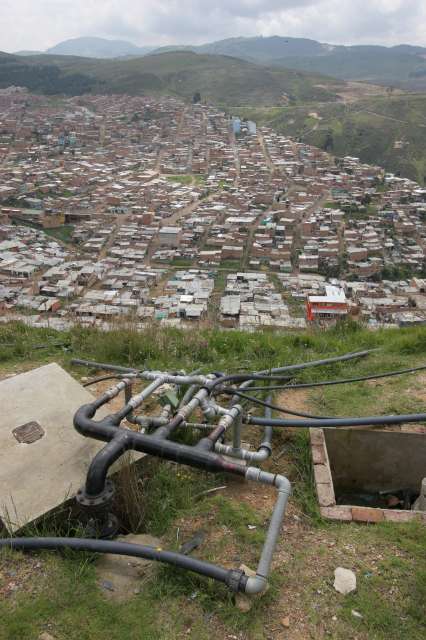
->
[46, 36, 154, 59]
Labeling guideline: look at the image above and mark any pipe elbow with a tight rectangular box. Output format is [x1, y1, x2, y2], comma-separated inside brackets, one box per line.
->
[73, 403, 97, 436]
[254, 445, 272, 462]
[275, 475, 292, 496]
[244, 575, 268, 595]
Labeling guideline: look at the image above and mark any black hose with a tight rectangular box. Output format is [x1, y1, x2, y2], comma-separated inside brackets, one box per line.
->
[0, 538, 244, 590]
[83, 375, 127, 387]
[245, 363, 426, 391]
[247, 411, 426, 429]
[207, 349, 377, 394]
[220, 388, 330, 419]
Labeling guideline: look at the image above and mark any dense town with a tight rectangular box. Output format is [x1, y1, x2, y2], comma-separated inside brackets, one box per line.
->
[1, 86, 426, 331]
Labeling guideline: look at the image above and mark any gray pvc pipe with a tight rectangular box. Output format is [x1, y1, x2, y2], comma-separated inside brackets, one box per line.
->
[215, 396, 273, 462]
[244, 468, 291, 594]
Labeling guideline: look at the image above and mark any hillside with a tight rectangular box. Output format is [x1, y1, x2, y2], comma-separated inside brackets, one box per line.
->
[154, 36, 426, 91]
[238, 93, 426, 183]
[0, 50, 342, 106]
[271, 47, 426, 91]
[0, 320, 425, 640]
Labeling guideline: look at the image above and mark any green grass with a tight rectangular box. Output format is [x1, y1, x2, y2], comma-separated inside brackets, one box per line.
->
[43, 225, 75, 244]
[166, 175, 193, 185]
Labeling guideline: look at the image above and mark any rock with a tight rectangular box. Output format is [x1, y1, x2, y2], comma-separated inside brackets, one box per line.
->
[281, 616, 290, 628]
[39, 634, 56, 640]
[96, 533, 161, 602]
[333, 567, 357, 595]
[351, 610, 363, 619]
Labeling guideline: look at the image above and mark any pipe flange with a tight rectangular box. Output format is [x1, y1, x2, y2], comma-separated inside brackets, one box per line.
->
[76, 479, 115, 508]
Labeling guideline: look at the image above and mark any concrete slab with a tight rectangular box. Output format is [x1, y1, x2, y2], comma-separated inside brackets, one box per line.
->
[0, 363, 108, 533]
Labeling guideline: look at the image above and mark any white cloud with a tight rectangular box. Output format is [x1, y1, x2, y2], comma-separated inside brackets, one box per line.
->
[1, 0, 426, 52]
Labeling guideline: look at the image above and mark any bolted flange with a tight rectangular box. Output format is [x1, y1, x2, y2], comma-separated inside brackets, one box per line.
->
[76, 479, 119, 539]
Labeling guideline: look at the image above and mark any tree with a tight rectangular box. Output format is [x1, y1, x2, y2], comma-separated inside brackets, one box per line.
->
[192, 92, 201, 104]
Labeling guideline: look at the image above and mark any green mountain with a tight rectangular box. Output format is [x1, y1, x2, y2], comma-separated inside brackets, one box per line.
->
[271, 46, 426, 91]
[151, 36, 426, 91]
[0, 50, 342, 106]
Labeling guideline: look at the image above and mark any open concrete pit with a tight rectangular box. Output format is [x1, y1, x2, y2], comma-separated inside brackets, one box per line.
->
[311, 427, 426, 523]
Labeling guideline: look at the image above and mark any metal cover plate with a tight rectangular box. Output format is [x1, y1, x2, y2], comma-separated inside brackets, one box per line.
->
[12, 421, 45, 444]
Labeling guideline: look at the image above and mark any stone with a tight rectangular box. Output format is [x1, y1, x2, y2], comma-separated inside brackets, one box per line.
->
[351, 507, 384, 523]
[310, 428, 325, 446]
[311, 445, 326, 465]
[383, 509, 418, 523]
[351, 610, 363, 619]
[320, 506, 352, 521]
[316, 483, 335, 507]
[314, 464, 332, 485]
[39, 634, 56, 640]
[96, 533, 161, 602]
[281, 616, 290, 628]
[333, 568, 357, 595]
[413, 478, 426, 511]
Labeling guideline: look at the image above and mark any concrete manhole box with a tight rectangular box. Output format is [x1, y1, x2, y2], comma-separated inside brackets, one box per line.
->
[310, 427, 426, 523]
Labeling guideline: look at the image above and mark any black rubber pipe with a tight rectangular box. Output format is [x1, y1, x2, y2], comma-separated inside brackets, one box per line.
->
[0, 538, 247, 591]
[245, 363, 426, 391]
[85, 433, 132, 496]
[247, 412, 426, 429]
[207, 349, 377, 393]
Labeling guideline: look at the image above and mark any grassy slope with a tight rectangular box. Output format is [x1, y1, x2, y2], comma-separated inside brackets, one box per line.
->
[238, 93, 426, 183]
[0, 320, 425, 639]
[271, 47, 426, 90]
[0, 50, 341, 106]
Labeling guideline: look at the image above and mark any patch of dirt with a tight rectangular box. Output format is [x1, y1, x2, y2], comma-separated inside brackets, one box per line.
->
[0, 552, 49, 600]
[95, 533, 161, 602]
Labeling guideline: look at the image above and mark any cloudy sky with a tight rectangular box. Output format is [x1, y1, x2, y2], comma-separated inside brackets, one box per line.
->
[2, 0, 426, 52]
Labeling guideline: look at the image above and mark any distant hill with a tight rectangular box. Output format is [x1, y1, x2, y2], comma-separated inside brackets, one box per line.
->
[0, 50, 342, 106]
[14, 50, 42, 56]
[11, 35, 426, 89]
[46, 37, 154, 59]
[197, 36, 329, 61]
[151, 36, 426, 91]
